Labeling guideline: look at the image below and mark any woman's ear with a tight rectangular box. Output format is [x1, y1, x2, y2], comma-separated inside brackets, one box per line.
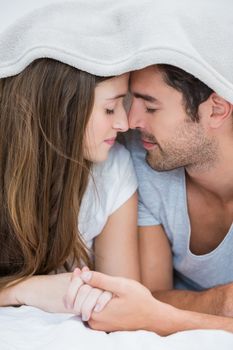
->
[208, 93, 233, 128]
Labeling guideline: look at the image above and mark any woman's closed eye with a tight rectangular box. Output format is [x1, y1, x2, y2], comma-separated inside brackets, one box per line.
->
[105, 109, 114, 115]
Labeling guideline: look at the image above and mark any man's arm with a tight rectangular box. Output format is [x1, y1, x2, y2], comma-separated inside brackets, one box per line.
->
[153, 283, 233, 317]
[140, 225, 233, 317]
[79, 270, 233, 335]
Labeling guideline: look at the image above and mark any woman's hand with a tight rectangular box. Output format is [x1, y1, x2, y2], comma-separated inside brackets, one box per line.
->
[64, 267, 112, 321]
[12, 272, 75, 313]
[3, 267, 112, 320]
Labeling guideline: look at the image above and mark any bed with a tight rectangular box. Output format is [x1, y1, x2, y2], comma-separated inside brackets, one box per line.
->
[1, 306, 233, 350]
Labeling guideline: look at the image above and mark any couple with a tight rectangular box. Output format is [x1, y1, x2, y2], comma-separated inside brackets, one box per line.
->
[1, 0, 233, 337]
[1, 61, 233, 335]
[69, 65, 233, 334]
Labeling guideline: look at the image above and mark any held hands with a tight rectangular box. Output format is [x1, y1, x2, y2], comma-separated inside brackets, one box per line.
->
[65, 268, 155, 330]
[76, 269, 177, 334]
[64, 267, 112, 321]
[64, 268, 157, 329]
[66, 271, 233, 323]
[81, 270, 153, 331]
[15, 267, 178, 334]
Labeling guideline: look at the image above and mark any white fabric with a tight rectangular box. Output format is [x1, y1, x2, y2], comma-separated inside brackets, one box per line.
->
[0, 0, 233, 102]
[78, 143, 137, 248]
[0, 306, 233, 350]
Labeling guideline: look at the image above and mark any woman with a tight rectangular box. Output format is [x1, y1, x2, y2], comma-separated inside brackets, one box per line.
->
[0, 58, 139, 321]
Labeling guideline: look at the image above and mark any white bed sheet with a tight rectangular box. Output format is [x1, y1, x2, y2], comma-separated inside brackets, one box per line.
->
[0, 306, 233, 350]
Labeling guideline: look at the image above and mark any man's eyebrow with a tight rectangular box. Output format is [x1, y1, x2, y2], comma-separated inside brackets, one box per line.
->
[106, 94, 127, 100]
[132, 92, 158, 103]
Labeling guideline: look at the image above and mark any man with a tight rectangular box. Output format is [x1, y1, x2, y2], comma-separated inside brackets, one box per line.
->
[128, 64, 233, 317]
[74, 64, 233, 334]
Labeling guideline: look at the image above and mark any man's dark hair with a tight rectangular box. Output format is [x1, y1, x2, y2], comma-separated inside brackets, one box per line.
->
[157, 64, 213, 122]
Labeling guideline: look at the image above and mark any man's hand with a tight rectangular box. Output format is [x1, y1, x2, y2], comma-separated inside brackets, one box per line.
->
[80, 270, 178, 335]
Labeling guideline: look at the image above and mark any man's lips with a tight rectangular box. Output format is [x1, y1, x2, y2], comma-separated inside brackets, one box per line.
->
[141, 138, 157, 150]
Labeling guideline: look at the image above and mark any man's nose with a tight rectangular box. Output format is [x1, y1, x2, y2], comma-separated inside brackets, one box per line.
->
[128, 104, 146, 130]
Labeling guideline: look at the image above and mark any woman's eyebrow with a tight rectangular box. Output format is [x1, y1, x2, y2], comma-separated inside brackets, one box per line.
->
[106, 93, 127, 100]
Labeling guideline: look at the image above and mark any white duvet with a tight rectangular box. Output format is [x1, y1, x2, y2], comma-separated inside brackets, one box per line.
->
[0, 0, 233, 103]
[0, 306, 233, 350]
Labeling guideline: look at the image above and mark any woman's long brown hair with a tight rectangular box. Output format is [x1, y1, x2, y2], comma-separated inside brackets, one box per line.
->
[0, 58, 102, 289]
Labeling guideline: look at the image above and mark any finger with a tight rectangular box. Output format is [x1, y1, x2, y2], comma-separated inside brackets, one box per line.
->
[80, 288, 103, 321]
[80, 271, 125, 296]
[82, 266, 90, 272]
[64, 269, 84, 309]
[73, 284, 93, 316]
[74, 267, 81, 274]
[93, 291, 113, 313]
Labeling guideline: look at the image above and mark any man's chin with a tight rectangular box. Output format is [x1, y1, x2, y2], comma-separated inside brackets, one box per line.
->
[146, 153, 173, 172]
[146, 153, 161, 171]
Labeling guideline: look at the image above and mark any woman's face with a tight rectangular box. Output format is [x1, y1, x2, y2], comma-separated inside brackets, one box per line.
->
[84, 73, 129, 162]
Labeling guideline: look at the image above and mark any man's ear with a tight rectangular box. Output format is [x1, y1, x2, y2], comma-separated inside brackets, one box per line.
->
[208, 93, 233, 128]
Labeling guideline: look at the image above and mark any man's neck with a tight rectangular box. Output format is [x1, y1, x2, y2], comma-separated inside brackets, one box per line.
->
[185, 147, 233, 203]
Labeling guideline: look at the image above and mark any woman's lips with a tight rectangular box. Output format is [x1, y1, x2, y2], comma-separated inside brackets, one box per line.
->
[104, 138, 116, 146]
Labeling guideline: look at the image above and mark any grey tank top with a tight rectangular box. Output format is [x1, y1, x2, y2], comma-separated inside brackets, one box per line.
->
[127, 131, 233, 291]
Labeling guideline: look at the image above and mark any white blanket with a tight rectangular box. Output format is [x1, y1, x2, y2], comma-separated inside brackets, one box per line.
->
[0, 0, 233, 102]
[0, 306, 233, 350]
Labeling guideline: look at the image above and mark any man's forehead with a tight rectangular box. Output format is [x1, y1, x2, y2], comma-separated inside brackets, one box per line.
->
[131, 66, 155, 79]
[129, 67, 182, 104]
[130, 66, 164, 87]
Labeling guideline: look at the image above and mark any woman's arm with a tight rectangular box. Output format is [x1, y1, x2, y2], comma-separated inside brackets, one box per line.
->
[0, 269, 110, 322]
[0, 273, 74, 312]
[0, 190, 139, 313]
[94, 192, 140, 281]
[4, 191, 139, 315]
[139, 225, 173, 291]
[63, 192, 140, 320]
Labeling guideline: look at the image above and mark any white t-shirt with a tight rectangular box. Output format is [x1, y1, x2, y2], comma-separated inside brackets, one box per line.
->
[78, 142, 138, 248]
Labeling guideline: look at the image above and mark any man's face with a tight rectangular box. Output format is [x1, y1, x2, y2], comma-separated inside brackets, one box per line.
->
[129, 66, 217, 171]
